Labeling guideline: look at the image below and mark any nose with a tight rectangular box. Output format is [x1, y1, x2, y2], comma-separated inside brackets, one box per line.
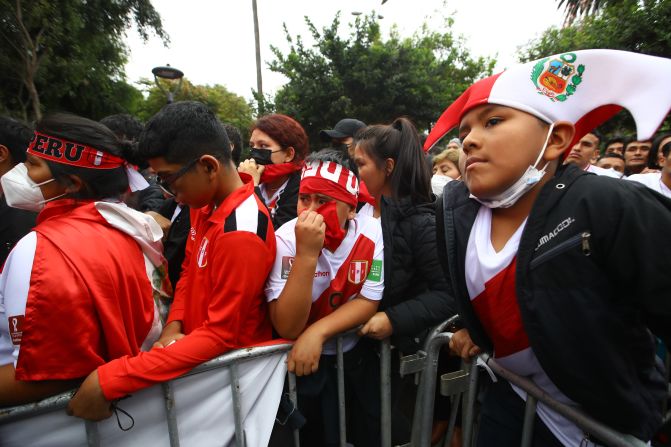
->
[461, 129, 480, 155]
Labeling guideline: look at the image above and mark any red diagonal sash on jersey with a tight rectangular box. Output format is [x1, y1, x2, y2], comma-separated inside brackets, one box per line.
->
[470, 257, 530, 358]
[307, 234, 375, 325]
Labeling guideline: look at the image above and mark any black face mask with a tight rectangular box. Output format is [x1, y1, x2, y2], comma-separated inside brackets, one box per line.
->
[250, 148, 279, 165]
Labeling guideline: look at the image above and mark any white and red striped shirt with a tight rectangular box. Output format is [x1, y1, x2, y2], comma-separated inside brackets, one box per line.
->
[265, 215, 384, 354]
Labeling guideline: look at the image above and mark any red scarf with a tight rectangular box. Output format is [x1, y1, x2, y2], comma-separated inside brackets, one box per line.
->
[260, 162, 303, 184]
[317, 201, 347, 252]
[359, 181, 376, 206]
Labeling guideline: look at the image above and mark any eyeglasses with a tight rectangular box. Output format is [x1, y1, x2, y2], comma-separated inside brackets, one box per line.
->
[157, 158, 200, 196]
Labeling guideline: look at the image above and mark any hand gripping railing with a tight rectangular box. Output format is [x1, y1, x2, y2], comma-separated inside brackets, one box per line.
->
[0, 342, 294, 447]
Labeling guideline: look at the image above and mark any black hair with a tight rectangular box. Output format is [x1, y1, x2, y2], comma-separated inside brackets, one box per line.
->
[100, 114, 143, 142]
[138, 101, 231, 165]
[597, 152, 625, 162]
[354, 117, 432, 204]
[605, 135, 625, 149]
[306, 148, 359, 179]
[37, 113, 133, 199]
[0, 116, 33, 164]
[651, 132, 671, 165]
[223, 123, 243, 165]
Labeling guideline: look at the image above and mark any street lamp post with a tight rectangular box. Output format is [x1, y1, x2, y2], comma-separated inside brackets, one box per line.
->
[252, 0, 264, 114]
[152, 65, 185, 104]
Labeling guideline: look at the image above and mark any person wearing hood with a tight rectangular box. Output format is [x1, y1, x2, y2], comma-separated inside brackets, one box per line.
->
[238, 114, 308, 229]
[0, 113, 166, 406]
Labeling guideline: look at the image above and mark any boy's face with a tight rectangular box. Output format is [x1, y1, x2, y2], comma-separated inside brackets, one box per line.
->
[596, 156, 625, 174]
[457, 105, 552, 199]
[565, 133, 599, 170]
[297, 192, 355, 228]
[150, 155, 217, 208]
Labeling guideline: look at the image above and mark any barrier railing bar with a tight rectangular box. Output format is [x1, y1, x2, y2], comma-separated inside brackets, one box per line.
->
[336, 336, 347, 447]
[480, 353, 648, 447]
[229, 363, 246, 447]
[520, 395, 537, 447]
[183, 343, 293, 378]
[442, 389, 462, 447]
[287, 371, 300, 447]
[161, 382, 180, 447]
[85, 419, 100, 447]
[380, 338, 392, 447]
[461, 360, 479, 447]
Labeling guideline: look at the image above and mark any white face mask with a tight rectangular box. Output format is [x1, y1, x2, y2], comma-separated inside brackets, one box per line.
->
[1, 163, 65, 212]
[431, 174, 454, 196]
[470, 123, 555, 209]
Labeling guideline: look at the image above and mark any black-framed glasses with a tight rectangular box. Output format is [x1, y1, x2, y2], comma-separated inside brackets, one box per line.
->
[157, 158, 200, 196]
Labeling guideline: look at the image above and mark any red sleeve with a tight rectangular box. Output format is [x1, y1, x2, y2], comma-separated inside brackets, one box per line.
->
[166, 219, 195, 325]
[97, 232, 273, 400]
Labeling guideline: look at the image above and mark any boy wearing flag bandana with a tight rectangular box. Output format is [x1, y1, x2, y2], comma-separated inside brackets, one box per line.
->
[428, 50, 671, 446]
[265, 149, 384, 446]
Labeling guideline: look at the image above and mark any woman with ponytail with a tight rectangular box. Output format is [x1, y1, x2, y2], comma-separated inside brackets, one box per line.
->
[0, 113, 166, 406]
[238, 114, 309, 229]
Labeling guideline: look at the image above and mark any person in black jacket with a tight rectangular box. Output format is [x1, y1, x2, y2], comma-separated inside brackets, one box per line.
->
[353, 117, 455, 444]
[238, 114, 308, 229]
[427, 50, 671, 446]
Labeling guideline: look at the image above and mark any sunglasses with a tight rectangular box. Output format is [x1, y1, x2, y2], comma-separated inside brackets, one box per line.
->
[157, 158, 200, 196]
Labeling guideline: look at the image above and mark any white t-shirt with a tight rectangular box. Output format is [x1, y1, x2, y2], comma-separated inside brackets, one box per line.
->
[465, 206, 596, 447]
[357, 202, 376, 218]
[585, 164, 623, 178]
[265, 215, 384, 354]
[626, 172, 671, 198]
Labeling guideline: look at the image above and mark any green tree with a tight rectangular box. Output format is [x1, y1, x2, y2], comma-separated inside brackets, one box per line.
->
[0, 0, 167, 122]
[269, 13, 495, 148]
[137, 78, 255, 138]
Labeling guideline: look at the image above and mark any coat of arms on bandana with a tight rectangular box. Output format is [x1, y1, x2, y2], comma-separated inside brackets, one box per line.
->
[531, 52, 585, 102]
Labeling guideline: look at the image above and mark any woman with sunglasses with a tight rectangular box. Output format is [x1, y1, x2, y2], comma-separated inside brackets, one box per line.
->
[0, 113, 166, 407]
[238, 114, 309, 229]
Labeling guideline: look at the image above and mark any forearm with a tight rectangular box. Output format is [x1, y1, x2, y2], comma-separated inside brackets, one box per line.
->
[307, 297, 379, 341]
[0, 363, 79, 406]
[270, 255, 318, 338]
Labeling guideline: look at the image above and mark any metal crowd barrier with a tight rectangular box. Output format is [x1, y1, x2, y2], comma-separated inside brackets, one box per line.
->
[0, 343, 294, 447]
[410, 326, 653, 447]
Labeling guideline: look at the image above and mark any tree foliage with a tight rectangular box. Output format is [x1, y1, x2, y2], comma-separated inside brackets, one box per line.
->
[522, 0, 671, 135]
[0, 0, 167, 122]
[137, 78, 255, 138]
[269, 13, 495, 148]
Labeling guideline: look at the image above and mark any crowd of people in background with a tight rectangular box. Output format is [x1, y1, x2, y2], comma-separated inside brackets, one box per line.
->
[1, 49, 671, 447]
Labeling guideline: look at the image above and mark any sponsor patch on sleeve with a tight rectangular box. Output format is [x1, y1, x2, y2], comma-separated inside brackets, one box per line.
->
[367, 259, 382, 282]
[8, 315, 24, 345]
[281, 256, 295, 279]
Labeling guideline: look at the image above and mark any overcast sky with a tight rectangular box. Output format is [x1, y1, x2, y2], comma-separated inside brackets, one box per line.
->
[124, 0, 567, 101]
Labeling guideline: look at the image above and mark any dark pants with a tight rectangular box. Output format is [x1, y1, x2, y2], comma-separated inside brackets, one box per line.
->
[296, 339, 381, 447]
[476, 380, 565, 447]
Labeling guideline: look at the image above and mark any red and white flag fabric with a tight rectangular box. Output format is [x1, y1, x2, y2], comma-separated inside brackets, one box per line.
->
[425, 49, 671, 151]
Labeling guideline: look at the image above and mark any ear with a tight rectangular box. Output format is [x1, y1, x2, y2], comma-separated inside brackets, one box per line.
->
[384, 158, 395, 177]
[0, 145, 10, 164]
[283, 146, 296, 163]
[347, 204, 356, 221]
[543, 121, 575, 163]
[64, 175, 84, 194]
[199, 155, 221, 177]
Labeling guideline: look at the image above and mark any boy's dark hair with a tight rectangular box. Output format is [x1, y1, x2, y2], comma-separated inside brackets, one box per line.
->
[651, 132, 671, 162]
[597, 152, 625, 162]
[605, 135, 625, 148]
[252, 114, 309, 164]
[37, 113, 133, 199]
[0, 116, 33, 164]
[354, 117, 432, 204]
[306, 148, 359, 179]
[223, 123, 243, 165]
[138, 101, 231, 165]
[100, 114, 143, 142]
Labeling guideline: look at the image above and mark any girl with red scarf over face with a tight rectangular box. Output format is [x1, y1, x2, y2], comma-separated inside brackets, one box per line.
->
[238, 114, 308, 229]
[0, 113, 165, 406]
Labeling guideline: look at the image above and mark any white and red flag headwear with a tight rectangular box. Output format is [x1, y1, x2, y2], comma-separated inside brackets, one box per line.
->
[424, 49, 671, 152]
[300, 160, 359, 207]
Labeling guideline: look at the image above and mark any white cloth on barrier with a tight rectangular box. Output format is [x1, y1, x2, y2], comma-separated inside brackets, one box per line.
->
[0, 351, 287, 447]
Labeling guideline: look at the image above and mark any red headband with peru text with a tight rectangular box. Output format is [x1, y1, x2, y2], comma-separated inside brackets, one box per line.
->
[300, 160, 359, 207]
[27, 132, 125, 170]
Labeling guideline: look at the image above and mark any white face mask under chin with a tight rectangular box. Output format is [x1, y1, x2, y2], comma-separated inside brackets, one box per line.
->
[470, 123, 555, 209]
[1, 163, 65, 212]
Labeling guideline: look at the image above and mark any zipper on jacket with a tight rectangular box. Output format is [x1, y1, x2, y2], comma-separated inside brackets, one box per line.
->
[530, 232, 591, 269]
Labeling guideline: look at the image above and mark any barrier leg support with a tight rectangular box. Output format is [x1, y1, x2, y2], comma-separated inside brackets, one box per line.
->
[230, 363, 246, 447]
[336, 336, 347, 447]
[380, 339, 392, 447]
[162, 382, 180, 447]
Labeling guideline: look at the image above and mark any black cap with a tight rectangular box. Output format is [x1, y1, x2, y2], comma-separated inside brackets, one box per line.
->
[320, 118, 367, 142]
